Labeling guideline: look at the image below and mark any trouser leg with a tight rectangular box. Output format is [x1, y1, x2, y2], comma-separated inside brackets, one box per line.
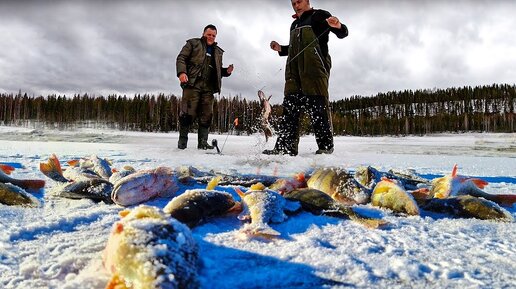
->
[307, 95, 334, 151]
[274, 94, 302, 155]
[197, 91, 214, 150]
[178, 87, 201, 149]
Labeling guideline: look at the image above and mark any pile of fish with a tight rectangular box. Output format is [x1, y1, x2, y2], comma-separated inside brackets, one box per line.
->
[2, 155, 515, 288]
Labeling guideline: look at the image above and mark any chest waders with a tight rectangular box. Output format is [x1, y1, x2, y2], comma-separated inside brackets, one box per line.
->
[274, 19, 334, 155]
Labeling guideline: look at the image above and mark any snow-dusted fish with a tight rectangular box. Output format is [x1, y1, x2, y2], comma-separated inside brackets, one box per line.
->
[284, 188, 387, 229]
[307, 167, 371, 205]
[422, 195, 513, 222]
[431, 164, 516, 206]
[111, 166, 179, 206]
[164, 189, 240, 228]
[0, 182, 41, 207]
[236, 183, 300, 237]
[108, 165, 136, 184]
[103, 205, 199, 289]
[50, 178, 114, 204]
[371, 177, 420, 215]
[258, 89, 273, 142]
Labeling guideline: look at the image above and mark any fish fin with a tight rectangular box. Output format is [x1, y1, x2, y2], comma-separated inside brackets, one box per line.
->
[41, 154, 63, 175]
[338, 206, 388, 229]
[489, 194, 516, 207]
[105, 274, 129, 289]
[380, 176, 395, 183]
[241, 223, 281, 237]
[294, 172, 306, 183]
[471, 178, 488, 189]
[206, 175, 222, 190]
[451, 164, 458, 177]
[250, 182, 265, 190]
[409, 188, 430, 202]
[17, 179, 46, 190]
[66, 159, 80, 167]
[111, 168, 118, 173]
[227, 202, 243, 214]
[0, 164, 15, 175]
[235, 187, 246, 199]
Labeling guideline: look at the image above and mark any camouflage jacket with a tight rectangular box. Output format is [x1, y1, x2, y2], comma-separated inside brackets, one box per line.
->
[176, 37, 231, 93]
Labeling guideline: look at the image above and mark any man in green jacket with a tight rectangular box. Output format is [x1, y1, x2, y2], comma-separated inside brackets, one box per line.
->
[263, 0, 348, 156]
[176, 24, 234, 150]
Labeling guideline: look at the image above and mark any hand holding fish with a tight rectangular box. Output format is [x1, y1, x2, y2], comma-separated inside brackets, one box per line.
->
[326, 16, 342, 29]
[270, 41, 281, 52]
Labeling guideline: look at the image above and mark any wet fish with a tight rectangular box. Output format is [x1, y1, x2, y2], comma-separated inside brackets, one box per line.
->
[371, 177, 420, 215]
[421, 195, 514, 222]
[163, 189, 240, 228]
[51, 178, 114, 204]
[103, 205, 200, 289]
[307, 167, 371, 205]
[0, 165, 45, 191]
[0, 182, 41, 207]
[236, 183, 300, 237]
[111, 166, 179, 206]
[268, 172, 307, 195]
[354, 166, 430, 191]
[284, 188, 388, 229]
[258, 89, 273, 142]
[430, 164, 516, 206]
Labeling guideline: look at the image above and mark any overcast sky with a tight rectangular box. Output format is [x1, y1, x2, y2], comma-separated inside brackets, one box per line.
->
[1, 0, 515, 102]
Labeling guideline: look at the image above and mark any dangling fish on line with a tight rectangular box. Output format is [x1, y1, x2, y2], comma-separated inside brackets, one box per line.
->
[258, 89, 273, 142]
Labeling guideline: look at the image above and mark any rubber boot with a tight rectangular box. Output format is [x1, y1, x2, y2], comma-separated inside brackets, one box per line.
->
[178, 126, 189, 149]
[197, 126, 214, 150]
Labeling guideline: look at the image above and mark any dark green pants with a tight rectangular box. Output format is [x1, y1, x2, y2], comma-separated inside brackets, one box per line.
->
[274, 94, 334, 154]
[179, 86, 214, 128]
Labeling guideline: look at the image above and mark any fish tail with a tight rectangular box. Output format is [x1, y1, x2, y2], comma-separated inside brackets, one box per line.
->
[40, 154, 63, 175]
[0, 164, 15, 175]
[206, 175, 222, 190]
[451, 164, 458, 177]
[340, 206, 389, 229]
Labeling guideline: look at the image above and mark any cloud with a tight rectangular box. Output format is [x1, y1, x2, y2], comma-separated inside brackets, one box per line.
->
[1, 0, 515, 101]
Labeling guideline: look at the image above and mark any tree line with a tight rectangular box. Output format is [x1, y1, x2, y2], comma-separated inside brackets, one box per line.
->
[0, 83, 514, 136]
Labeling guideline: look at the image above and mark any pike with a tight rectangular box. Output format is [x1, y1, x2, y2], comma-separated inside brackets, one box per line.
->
[258, 89, 273, 142]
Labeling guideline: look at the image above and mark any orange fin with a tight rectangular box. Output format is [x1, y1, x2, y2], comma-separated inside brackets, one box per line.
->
[105, 274, 128, 289]
[471, 178, 488, 189]
[67, 159, 80, 167]
[294, 172, 305, 182]
[235, 187, 246, 199]
[451, 164, 458, 177]
[0, 164, 15, 175]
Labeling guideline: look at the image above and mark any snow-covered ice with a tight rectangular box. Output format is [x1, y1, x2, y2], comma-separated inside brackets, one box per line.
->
[0, 126, 515, 289]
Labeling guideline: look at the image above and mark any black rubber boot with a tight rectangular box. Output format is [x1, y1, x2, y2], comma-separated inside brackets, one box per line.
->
[178, 126, 189, 149]
[197, 126, 214, 150]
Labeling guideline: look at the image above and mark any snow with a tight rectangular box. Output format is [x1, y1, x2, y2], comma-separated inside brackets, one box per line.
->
[0, 126, 515, 289]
